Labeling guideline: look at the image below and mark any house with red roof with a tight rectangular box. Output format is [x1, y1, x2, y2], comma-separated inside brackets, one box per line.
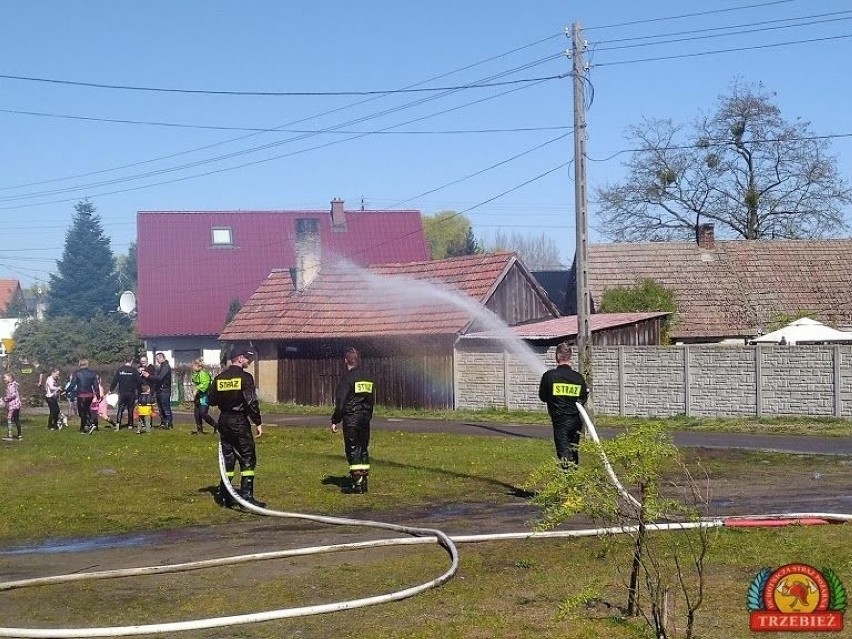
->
[221, 252, 667, 408]
[0, 279, 22, 316]
[589, 227, 852, 343]
[136, 199, 429, 365]
[558, 225, 852, 343]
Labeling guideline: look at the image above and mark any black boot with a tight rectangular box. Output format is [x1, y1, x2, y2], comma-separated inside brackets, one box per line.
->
[215, 481, 236, 508]
[239, 475, 266, 508]
[343, 471, 368, 494]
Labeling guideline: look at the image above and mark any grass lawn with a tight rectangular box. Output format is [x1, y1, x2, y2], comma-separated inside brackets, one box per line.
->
[1, 416, 850, 638]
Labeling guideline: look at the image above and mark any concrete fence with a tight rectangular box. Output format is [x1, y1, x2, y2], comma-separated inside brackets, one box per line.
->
[455, 343, 852, 418]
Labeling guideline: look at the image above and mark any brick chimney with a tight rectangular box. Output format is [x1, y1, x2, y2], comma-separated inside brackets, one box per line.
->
[696, 222, 715, 249]
[330, 197, 346, 231]
[291, 218, 321, 292]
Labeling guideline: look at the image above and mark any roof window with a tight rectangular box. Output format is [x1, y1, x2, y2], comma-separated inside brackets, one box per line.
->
[211, 227, 233, 246]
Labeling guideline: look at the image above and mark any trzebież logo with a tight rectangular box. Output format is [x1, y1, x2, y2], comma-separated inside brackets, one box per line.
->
[748, 563, 847, 632]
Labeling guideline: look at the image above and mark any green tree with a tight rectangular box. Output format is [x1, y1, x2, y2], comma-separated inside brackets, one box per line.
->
[225, 298, 242, 326]
[445, 226, 482, 257]
[528, 424, 713, 638]
[597, 81, 851, 241]
[422, 211, 480, 259]
[600, 278, 678, 342]
[47, 201, 119, 318]
[12, 314, 140, 366]
[485, 230, 563, 269]
[115, 242, 137, 292]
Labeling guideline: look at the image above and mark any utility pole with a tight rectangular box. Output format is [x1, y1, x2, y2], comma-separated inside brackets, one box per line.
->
[571, 22, 592, 388]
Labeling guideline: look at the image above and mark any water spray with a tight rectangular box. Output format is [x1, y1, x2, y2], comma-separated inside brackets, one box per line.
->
[0, 270, 849, 636]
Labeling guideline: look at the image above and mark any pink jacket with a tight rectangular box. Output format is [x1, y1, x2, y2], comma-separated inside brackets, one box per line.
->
[4, 381, 21, 412]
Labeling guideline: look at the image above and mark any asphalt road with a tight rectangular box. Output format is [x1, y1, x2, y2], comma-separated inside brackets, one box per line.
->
[254, 413, 852, 456]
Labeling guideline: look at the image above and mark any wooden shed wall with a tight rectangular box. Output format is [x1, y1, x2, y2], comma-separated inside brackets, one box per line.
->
[276, 337, 455, 409]
[590, 317, 663, 346]
[481, 264, 555, 328]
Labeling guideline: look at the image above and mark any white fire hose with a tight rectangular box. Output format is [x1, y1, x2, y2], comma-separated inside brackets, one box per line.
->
[0, 414, 849, 637]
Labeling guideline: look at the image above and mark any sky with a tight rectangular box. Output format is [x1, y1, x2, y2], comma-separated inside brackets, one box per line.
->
[1, 0, 850, 286]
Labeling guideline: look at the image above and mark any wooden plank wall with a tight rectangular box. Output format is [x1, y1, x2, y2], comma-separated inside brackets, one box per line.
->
[276, 339, 454, 409]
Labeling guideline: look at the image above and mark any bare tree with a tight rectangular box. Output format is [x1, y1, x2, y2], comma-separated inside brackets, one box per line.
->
[486, 230, 564, 269]
[596, 81, 851, 242]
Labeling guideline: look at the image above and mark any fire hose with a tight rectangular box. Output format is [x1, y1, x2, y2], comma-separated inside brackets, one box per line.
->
[0, 411, 849, 637]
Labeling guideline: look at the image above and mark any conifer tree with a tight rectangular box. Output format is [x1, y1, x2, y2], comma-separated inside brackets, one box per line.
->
[47, 201, 119, 318]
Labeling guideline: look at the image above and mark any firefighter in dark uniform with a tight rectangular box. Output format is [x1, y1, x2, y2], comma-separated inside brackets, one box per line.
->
[207, 346, 265, 508]
[538, 342, 588, 466]
[331, 347, 375, 494]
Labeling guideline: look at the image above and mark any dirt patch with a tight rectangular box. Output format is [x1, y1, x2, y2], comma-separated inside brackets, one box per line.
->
[2, 448, 849, 584]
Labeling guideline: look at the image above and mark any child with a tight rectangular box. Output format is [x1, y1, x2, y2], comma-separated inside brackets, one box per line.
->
[87, 382, 115, 434]
[2, 372, 22, 440]
[136, 383, 154, 434]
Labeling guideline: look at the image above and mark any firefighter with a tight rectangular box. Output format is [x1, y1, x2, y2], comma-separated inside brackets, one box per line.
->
[109, 356, 142, 430]
[331, 347, 375, 494]
[538, 342, 588, 467]
[207, 346, 265, 508]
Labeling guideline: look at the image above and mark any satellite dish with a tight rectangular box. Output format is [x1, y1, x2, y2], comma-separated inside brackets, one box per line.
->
[118, 291, 137, 315]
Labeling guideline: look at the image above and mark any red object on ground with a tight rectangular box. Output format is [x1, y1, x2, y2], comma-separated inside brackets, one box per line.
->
[724, 517, 832, 528]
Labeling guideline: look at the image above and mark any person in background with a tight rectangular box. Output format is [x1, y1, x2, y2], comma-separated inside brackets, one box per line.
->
[135, 383, 154, 434]
[2, 372, 22, 440]
[143, 352, 172, 429]
[331, 347, 375, 494]
[190, 358, 217, 435]
[538, 342, 589, 467]
[208, 346, 265, 508]
[44, 368, 63, 431]
[69, 359, 100, 434]
[89, 381, 113, 433]
[110, 356, 142, 431]
[139, 355, 156, 379]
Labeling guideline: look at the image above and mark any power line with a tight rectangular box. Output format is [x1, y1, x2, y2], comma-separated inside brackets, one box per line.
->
[593, 8, 852, 45]
[594, 32, 852, 67]
[593, 13, 852, 51]
[0, 70, 564, 207]
[0, 107, 571, 135]
[0, 34, 564, 193]
[313, 160, 574, 268]
[0, 72, 566, 97]
[380, 132, 572, 210]
[0, 55, 566, 201]
[587, 0, 800, 31]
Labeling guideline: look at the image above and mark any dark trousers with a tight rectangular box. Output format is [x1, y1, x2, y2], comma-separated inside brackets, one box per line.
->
[6, 408, 21, 437]
[46, 395, 61, 429]
[77, 396, 94, 431]
[115, 393, 137, 428]
[342, 412, 371, 474]
[156, 388, 173, 427]
[193, 394, 217, 432]
[552, 414, 582, 465]
[217, 412, 256, 474]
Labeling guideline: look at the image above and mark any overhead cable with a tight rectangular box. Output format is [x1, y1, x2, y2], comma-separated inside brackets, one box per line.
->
[0, 34, 564, 192]
[594, 32, 852, 67]
[587, 0, 799, 31]
[0, 108, 571, 135]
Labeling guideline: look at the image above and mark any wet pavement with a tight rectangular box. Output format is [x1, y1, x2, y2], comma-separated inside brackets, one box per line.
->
[254, 412, 852, 456]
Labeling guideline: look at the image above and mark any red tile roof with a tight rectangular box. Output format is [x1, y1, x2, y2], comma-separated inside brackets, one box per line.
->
[588, 239, 852, 339]
[464, 312, 670, 340]
[137, 209, 429, 338]
[220, 252, 522, 340]
[0, 280, 21, 313]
